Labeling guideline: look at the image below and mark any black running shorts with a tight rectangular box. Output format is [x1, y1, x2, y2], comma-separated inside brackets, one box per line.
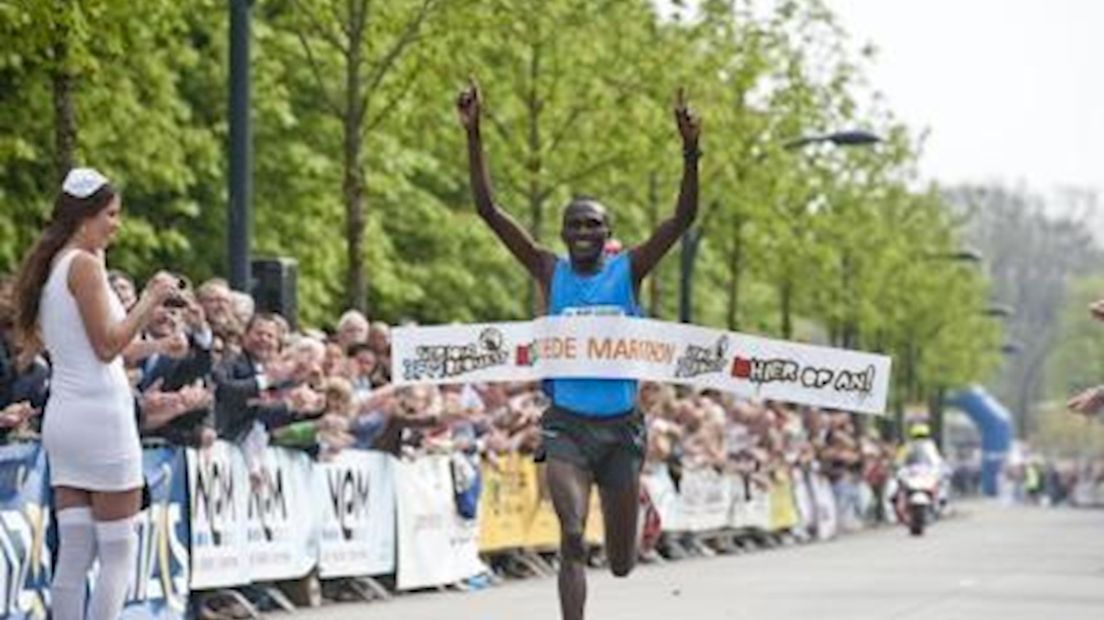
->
[536, 405, 646, 489]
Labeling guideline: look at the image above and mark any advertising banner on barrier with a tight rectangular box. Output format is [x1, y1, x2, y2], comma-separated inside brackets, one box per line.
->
[0, 442, 52, 620]
[123, 447, 191, 620]
[246, 447, 320, 582]
[393, 316, 891, 414]
[519, 459, 604, 549]
[677, 467, 731, 532]
[811, 474, 839, 540]
[791, 468, 816, 536]
[642, 464, 682, 532]
[395, 456, 484, 590]
[768, 470, 800, 532]
[520, 458, 561, 550]
[478, 453, 529, 552]
[316, 450, 396, 578]
[729, 475, 771, 531]
[477, 456, 603, 552]
[187, 441, 249, 589]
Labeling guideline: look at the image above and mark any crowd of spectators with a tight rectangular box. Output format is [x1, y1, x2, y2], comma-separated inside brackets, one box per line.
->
[993, 452, 1104, 508]
[6, 269, 1103, 517]
[0, 271, 552, 468]
[2, 268, 914, 535]
[7, 265, 1104, 620]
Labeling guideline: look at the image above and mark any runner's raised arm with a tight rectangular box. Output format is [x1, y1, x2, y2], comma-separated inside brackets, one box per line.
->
[458, 78, 556, 286]
[629, 87, 701, 287]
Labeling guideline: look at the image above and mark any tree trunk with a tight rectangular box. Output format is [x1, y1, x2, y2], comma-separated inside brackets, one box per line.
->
[725, 215, 743, 331]
[52, 33, 76, 181]
[647, 171, 660, 317]
[344, 0, 368, 313]
[1015, 344, 1048, 436]
[780, 278, 793, 339]
[525, 41, 544, 317]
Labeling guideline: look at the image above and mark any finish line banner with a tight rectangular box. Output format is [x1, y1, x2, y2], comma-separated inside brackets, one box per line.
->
[393, 316, 891, 414]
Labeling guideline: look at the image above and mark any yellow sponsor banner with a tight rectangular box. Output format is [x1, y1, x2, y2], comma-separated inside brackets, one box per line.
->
[768, 469, 800, 531]
[522, 461, 560, 549]
[478, 453, 530, 552]
[477, 455, 607, 552]
[518, 460, 606, 550]
[585, 486, 605, 545]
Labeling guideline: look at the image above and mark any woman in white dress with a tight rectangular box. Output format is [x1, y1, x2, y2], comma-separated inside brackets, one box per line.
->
[12, 168, 178, 620]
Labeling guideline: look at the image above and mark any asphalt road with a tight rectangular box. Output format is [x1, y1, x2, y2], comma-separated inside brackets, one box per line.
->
[285, 502, 1104, 620]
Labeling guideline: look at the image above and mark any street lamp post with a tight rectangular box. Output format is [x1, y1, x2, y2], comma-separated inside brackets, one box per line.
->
[678, 227, 704, 323]
[677, 129, 882, 324]
[782, 129, 882, 151]
[786, 130, 881, 346]
[928, 301, 1016, 451]
[899, 250, 995, 443]
[228, 0, 253, 292]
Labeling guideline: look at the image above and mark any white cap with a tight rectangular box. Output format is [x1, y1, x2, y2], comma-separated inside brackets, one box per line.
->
[61, 167, 109, 198]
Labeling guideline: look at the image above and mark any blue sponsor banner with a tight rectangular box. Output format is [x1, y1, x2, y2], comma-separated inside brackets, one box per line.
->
[0, 441, 53, 620]
[122, 447, 191, 620]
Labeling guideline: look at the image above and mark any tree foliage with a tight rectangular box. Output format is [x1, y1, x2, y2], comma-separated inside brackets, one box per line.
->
[0, 0, 1007, 398]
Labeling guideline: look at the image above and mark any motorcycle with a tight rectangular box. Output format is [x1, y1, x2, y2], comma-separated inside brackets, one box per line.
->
[895, 462, 941, 536]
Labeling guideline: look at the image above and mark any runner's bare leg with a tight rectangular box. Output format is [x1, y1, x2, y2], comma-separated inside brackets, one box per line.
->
[548, 459, 593, 620]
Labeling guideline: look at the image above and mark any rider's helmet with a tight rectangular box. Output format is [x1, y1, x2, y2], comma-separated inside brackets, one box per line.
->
[908, 422, 932, 440]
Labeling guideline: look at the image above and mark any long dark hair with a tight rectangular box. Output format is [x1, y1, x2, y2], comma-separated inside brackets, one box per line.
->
[13, 183, 117, 353]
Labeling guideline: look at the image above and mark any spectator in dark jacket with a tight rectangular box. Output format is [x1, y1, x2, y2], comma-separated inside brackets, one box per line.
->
[212, 312, 310, 442]
[136, 290, 213, 392]
[135, 288, 216, 447]
[1, 275, 48, 440]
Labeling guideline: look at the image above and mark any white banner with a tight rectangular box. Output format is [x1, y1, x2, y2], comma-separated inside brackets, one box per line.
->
[187, 441, 250, 589]
[316, 451, 397, 578]
[642, 464, 682, 532]
[810, 474, 839, 541]
[791, 467, 817, 536]
[395, 456, 485, 590]
[246, 447, 320, 582]
[729, 475, 771, 531]
[677, 467, 731, 532]
[393, 316, 891, 414]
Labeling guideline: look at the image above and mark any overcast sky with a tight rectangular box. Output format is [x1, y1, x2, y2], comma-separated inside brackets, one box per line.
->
[825, 0, 1103, 198]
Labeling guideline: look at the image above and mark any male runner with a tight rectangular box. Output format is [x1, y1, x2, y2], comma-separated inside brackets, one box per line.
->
[458, 79, 700, 620]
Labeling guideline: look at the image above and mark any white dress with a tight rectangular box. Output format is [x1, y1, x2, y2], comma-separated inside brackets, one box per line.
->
[40, 249, 143, 491]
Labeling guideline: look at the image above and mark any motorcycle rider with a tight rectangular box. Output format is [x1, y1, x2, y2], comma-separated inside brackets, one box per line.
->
[896, 422, 944, 470]
[893, 422, 950, 527]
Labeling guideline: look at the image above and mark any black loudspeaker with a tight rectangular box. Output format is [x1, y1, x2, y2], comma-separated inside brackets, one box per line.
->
[251, 257, 298, 330]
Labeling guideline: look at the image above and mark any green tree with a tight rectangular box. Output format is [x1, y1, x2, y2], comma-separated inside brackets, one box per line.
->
[272, 0, 448, 315]
[0, 0, 223, 283]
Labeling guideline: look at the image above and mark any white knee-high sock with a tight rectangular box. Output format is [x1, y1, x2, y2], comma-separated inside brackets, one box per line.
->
[52, 507, 97, 620]
[87, 516, 137, 620]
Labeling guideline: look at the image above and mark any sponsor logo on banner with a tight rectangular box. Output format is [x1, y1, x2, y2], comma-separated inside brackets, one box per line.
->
[730, 356, 876, 396]
[317, 451, 395, 578]
[519, 336, 676, 366]
[515, 342, 536, 367]
[246, 448, 319, 582]
[248, 468, 289, 543]
[191, 450, 240, 547]
[327, 466, 370, 541]
[585, 337, 676, 363]
[403, 328, 509, 381]
[675, 336, 729, 378]
[188, 442, 249, 589]
[124, 448, 190, 620]
[0, 443, 52, 620]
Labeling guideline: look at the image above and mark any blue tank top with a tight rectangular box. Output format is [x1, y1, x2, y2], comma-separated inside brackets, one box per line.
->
[545, 252, 640, 417]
